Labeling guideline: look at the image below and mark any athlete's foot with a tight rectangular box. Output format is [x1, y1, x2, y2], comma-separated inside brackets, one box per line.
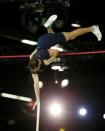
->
[92, 25, 102, 41]
[44, 14, 58, 28]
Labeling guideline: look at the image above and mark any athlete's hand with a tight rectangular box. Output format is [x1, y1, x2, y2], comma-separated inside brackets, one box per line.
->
[32, 100, 40, 110]
[43, 58, 56, 65]
[43, 60, 51, 65]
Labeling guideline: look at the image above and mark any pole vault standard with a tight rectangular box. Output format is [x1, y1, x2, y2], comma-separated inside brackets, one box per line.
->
[1, 49, 105, 131]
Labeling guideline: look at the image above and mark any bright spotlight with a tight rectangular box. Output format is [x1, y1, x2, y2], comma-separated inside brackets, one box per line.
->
[103, 114, 105, 119]
[78, 107, 87, 116]
[49, 103, 62, 116]
[61, 79, 69, 88]
[60, 128, 65, 131]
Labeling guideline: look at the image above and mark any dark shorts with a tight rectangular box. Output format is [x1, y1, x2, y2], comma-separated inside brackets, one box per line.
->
[37, 33, 66, 49]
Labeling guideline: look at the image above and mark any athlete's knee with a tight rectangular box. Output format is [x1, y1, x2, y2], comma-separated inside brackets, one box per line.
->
[62, 32, 74, 41]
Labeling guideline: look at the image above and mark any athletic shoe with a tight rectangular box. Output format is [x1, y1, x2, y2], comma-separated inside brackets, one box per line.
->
[92, 25, 102, 41]
[44, 14, 58, 28]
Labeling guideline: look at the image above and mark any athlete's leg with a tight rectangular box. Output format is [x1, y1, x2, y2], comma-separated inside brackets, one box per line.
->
[47, 26, 55, 33]
[62, 25, 102, 41]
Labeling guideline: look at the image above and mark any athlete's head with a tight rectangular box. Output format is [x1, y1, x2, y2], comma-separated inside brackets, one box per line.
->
[29, 56, 41, 74]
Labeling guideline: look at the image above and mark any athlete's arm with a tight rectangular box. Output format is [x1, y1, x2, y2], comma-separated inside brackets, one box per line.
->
[32, 73, 40, 110]
[43, 49, 59, 65]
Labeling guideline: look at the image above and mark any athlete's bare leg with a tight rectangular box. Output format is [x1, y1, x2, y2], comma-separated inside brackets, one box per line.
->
[62, 25, 102, 41]
[47, 26, 55, 33]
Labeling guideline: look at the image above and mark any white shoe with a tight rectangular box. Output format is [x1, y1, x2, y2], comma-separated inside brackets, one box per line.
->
[44, 14, 58, 28]
[92, 25, 102, 41]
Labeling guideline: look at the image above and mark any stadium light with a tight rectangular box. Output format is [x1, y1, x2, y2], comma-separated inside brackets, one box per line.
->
[21, 39, 37, 45]
[71, 23, 81, 28]
[60, 128, 65, 131]
[61, 79, 69, 88]
[78, 107, 87, 116]
[1, 93, 32, 102]
[49, 102, 62, 116]
[103, 114, 105, 119]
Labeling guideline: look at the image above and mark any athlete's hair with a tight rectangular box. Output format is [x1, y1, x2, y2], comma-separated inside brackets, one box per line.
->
[29, 55, 40, 74]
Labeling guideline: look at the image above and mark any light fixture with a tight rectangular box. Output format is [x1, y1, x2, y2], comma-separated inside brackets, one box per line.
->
[78, 107, 87, 116]
[103, 114, 105, 119]
[71, 20, 81, 28]
[61, 79, 69, 88]
[49, 102, 62, 116]
[51, 65, 61, 71]
[71, 23, 81, 28]
[21, 39, 37, 45]
[1, 93, 32, 102]
[60, 128, 65, 131]
[51, 63, 69, 72]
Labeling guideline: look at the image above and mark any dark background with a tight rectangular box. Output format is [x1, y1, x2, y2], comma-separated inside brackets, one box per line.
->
[0, 0, 105, 131]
